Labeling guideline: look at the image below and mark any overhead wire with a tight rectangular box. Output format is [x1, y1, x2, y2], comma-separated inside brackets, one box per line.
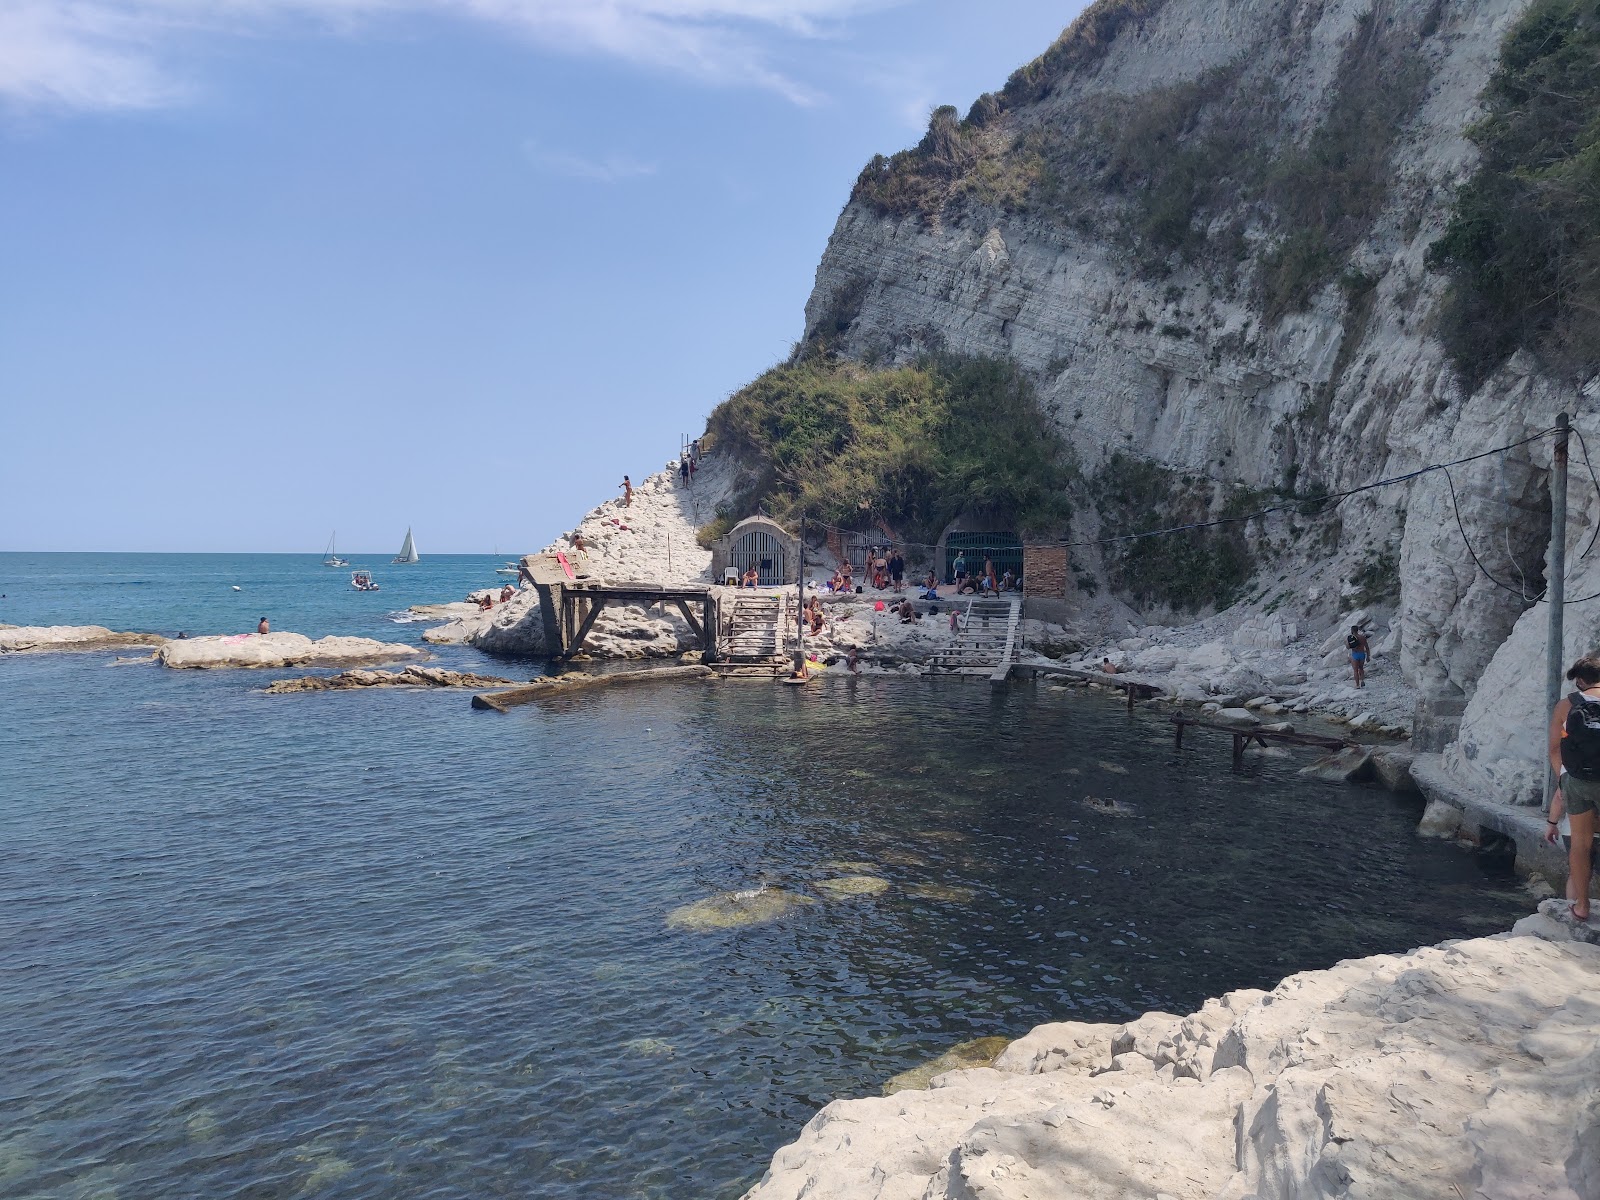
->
[798, 423, 1600, 604]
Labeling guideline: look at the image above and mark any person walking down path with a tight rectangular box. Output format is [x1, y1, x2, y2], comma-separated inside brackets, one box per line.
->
[1546, 655, 1600, 921]
[619, 475, 633, 507]
[1346, 625, 1370, 688]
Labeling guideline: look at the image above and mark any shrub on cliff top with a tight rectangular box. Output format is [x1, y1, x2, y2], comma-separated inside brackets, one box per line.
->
[1430, 0, 1600, 385]
[705, 354, 1073, 544]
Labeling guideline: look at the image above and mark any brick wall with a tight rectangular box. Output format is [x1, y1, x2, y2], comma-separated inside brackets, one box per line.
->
[1024, 544, 1069, 598]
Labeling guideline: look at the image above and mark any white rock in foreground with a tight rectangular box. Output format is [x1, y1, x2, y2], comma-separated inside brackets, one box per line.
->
[0, 624, 165, 653]
[743, 928, 1600, 1200]
[157, 632, 422, 670]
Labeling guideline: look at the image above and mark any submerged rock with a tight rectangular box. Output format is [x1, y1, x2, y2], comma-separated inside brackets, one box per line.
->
[814, 875, 890, 900]
[904, 883, 976, 904]
[882, 1036, 1012, 1095]
[159, 632, 423, 670]
[665, 887, 817, 931]
[263, 666, 517, 694]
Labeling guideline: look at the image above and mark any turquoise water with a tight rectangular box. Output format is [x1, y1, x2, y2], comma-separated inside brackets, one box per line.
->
[0, 555, 1533, 1199]
[0, 552, 516, 646]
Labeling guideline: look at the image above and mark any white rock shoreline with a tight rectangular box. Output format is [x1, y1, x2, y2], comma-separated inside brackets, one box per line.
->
[743, 906, 1600, 1200]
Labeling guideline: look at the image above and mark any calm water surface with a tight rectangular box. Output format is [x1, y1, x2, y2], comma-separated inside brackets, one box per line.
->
[0, 555, 1531, 1199]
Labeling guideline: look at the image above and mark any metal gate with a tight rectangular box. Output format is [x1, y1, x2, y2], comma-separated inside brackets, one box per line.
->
[944, 533, 1023, 584]
[731, 530, 788, 586]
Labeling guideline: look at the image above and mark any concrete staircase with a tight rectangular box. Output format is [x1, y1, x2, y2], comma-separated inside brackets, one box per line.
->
[926, 597, 1022, 681]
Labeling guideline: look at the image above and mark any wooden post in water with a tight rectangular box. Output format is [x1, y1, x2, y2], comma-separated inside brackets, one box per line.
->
[794, 514, 807, 676]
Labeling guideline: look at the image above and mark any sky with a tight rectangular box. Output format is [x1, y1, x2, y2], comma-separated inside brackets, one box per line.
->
[0, 0, 1084, 553]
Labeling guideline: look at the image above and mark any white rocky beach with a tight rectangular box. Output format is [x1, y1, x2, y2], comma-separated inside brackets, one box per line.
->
[744, 907, 1600, 1200]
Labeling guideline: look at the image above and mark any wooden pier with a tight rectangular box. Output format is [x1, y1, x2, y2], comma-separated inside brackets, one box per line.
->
[1169, 713, 1355, 770]
[519, 554, 718, 663]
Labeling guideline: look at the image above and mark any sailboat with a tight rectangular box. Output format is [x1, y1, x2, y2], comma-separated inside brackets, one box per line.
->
[392, 527, 420, 564]
[322, 532, 349, 567]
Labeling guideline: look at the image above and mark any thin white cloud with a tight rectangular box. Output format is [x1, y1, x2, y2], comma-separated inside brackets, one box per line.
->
[522, 140, 657, 183]
[0, 0, 910, 114]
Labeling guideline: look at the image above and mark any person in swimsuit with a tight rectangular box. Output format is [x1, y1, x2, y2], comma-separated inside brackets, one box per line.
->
[1346, 625, 1370, 688]
[619, 475, 633, 507]
[257, 617, 270, 635]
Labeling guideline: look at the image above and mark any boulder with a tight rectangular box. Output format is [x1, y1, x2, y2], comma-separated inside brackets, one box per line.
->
[263, 666, 518, 694]
[1371, 748, 1420, 794]
[158, 632, 422, 670]
[1417, 797, 1464, 838]
[1299, 746, 1375, 783]
[0, 625, 165, 653]
[1213, 708, 1257, 725]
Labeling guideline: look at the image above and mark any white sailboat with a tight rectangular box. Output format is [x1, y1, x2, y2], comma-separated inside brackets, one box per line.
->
[392, 527, 420, 564]
[323, 532, 349, 567]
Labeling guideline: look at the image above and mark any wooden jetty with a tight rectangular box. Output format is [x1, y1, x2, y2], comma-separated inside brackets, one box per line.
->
[472, 664, 712, 711]
[1016, 663, 1167, 708]
[519, 554, 718, 663]
[1169, 712, 1355, 770]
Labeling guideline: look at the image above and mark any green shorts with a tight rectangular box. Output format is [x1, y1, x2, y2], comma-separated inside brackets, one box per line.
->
[1564, 773, 1600, 816]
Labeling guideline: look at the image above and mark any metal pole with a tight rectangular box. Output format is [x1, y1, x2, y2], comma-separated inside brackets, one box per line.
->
[1548, 412, 1571, 810]
[795, 515, 807, 676]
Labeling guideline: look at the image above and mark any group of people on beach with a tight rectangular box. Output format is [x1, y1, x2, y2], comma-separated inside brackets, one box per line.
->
[950, 553, 1017, 595]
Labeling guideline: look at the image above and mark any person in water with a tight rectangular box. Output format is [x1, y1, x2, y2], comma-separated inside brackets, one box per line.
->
[1346, 625, 1371, 688]
[257, 617, 270, 635]
[1547, 656, 1600, 921]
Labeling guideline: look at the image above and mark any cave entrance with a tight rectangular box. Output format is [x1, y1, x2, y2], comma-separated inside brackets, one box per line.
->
[944, 533, 1023, 585]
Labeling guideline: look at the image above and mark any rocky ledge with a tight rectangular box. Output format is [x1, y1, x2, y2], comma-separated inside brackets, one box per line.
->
[0, 625, 167, 653]
[263, 666, 518, 694]
[743, 919, 1600, 1200]
[157, 632, 423, 670]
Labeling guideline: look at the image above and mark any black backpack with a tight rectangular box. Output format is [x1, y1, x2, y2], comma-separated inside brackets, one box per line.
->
[1564, 692, 1600, 779]
[1346, 633, 1363, 651]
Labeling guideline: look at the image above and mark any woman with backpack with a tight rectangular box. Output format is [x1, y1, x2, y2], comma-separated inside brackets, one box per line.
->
[1545, 655, 1600, 921]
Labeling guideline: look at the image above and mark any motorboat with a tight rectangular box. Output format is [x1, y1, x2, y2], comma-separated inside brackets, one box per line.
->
[495, 560, 520, 576]
[351, 571, 380, 592]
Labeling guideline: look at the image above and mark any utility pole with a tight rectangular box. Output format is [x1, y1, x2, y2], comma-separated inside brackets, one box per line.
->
[794, 514, 807, 677]
[1548, 412, 1571, 809]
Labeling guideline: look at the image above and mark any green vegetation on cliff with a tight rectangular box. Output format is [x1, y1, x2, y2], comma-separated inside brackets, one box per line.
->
[1092, 454, 1258, 612]
[849, 0, 1433, 320]
[703, 355, 1073, 545]
[1430, 0, 1600, 384]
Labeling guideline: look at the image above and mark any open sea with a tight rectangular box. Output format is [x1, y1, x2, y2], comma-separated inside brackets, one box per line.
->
[1, 553, 1533, 1200]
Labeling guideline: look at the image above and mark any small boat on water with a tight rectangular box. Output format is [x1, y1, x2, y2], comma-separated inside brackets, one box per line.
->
[494, 560, 520, 576]
[392, 527, 419, 565]
[322, 532, 349, 568]
[351, 570, 380, 592]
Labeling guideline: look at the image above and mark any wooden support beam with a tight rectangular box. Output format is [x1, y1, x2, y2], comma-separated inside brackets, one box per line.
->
[672, 598, 704, 644]
[563, 596, 609, 658]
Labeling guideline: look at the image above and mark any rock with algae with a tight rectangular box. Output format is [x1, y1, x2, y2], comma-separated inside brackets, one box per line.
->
[882, 1036, 1012, 1095]
[814, 875, 890, 900]
[666, 887, 817, 931]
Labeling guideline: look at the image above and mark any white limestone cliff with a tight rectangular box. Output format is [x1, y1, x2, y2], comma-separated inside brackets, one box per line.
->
[798, 0, 1596, 801]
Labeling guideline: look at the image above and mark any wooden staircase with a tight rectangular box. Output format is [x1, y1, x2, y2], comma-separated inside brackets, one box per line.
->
[926, 597, 1022, 682]
[719, 594, 789, 663]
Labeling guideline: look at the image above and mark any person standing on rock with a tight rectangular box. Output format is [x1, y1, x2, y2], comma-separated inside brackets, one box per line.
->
[1346, 625, 1370, 688]
[619, 475, 633, 507]
[1545, 656, 1600, 921]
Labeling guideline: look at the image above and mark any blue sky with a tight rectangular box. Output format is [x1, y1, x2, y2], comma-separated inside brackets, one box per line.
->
[0, 1, 1082, 553]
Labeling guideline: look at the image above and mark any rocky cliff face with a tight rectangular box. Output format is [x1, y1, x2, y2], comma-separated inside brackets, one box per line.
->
[801, 0, 1600, 795]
